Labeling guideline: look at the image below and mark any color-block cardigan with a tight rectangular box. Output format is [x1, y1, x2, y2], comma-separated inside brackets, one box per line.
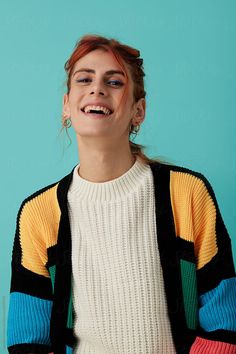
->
[7, 161, 236, 354]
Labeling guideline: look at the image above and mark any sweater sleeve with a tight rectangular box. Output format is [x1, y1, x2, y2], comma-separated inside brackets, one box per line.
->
[7, 196, 54, 354]
[189, 174, 236, 353]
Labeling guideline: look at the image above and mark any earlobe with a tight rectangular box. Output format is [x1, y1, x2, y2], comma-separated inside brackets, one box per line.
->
[63, 93, 69, 102]
[63, 94, 70, 117]
[135, 98, 146, 123]
[140, 98, 146, 114]
[63, 93, 68, 105]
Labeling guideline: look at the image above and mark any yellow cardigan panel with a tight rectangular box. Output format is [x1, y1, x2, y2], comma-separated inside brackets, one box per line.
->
[19, 183, 60, 277]
[170, 170, 217, 270]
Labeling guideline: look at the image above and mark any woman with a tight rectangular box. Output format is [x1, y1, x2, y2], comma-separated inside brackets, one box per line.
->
[7, 34, 236, 354]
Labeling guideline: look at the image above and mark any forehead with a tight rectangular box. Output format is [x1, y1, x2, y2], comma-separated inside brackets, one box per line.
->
[72, 49, 131, 79]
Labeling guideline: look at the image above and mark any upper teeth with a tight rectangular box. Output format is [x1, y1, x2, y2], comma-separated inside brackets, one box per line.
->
[83, 105, 111, 115]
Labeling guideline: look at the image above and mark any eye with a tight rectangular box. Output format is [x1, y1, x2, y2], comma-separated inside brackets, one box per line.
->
[107, 80, 124, 87]
[75, 78, 91, 83]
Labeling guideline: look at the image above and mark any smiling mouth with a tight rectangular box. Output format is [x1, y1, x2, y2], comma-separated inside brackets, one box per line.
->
[81, 108, 113, 116]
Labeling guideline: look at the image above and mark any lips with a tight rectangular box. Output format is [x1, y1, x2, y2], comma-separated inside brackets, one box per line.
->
[81, 103, 113, 116]
[81, 109, 112, 119]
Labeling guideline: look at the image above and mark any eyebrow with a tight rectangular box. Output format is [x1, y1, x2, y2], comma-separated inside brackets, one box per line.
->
[72, 68, 125, 77]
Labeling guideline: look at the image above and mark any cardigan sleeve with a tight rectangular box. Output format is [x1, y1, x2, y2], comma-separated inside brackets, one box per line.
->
[7, 198, 53, 354]
[189, 174, 236, 353]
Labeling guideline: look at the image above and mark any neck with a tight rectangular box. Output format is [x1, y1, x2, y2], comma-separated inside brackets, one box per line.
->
[76, 137, 137, 183]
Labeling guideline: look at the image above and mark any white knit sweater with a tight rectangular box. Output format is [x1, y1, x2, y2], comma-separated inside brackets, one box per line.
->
[67, 157, 176, 354]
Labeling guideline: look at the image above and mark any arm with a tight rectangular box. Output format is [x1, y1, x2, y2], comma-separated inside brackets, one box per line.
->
[189, 175, 236, 353]
[7, 197, 53, 354]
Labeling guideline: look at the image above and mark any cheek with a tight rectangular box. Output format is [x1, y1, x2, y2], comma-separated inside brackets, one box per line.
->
[68, 92, 81, 108]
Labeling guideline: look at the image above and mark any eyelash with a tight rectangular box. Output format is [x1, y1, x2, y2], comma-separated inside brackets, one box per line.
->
[75, 78, 124, 87]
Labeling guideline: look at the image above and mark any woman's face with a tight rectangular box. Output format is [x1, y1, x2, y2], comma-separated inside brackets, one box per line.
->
[63, 48, 145, 141]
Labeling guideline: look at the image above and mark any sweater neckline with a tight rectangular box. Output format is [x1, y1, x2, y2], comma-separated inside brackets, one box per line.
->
[68, 156, 150, 203]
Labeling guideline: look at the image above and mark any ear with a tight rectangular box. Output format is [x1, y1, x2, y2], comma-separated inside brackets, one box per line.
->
[133, 98, 146, 125]
[63, 93, 70, 117]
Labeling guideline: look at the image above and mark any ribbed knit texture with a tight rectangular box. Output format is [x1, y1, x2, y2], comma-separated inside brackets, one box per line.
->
[190, 336, 236, 354]
[170, 171, 218, 270]
[67, 157, 176, 354]
[199, 278, 236, 332]
[7, 292, 52, 346]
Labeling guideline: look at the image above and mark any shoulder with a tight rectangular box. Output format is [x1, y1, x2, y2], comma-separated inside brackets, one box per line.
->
[16, 182, 61, 251]
[155, 163, 220, 253]
[150, 161, 218, 210]
[17, 167, 75, 228]
[18, 181, 59, 218]
[159, 161, 208, 182]
[14, 167, 75, 249]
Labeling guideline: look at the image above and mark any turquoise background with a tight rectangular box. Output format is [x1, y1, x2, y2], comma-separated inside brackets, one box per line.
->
[1, 0, 235, 351]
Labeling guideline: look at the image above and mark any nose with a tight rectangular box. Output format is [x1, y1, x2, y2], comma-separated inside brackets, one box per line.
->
[89, 79, 106, 96]
[90, 90, 105, 96]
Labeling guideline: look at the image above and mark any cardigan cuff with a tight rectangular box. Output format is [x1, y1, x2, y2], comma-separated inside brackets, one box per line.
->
[8, 343, 52, 354]
[190, 336, 236, 353]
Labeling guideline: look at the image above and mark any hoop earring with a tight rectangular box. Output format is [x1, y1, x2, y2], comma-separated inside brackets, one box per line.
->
[133, 124, 140, 134]
[62, 114, 72, 128]
[129, 123, 140, 137]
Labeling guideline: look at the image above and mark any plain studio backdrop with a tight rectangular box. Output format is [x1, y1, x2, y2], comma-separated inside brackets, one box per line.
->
[0, 0, 235, 351]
